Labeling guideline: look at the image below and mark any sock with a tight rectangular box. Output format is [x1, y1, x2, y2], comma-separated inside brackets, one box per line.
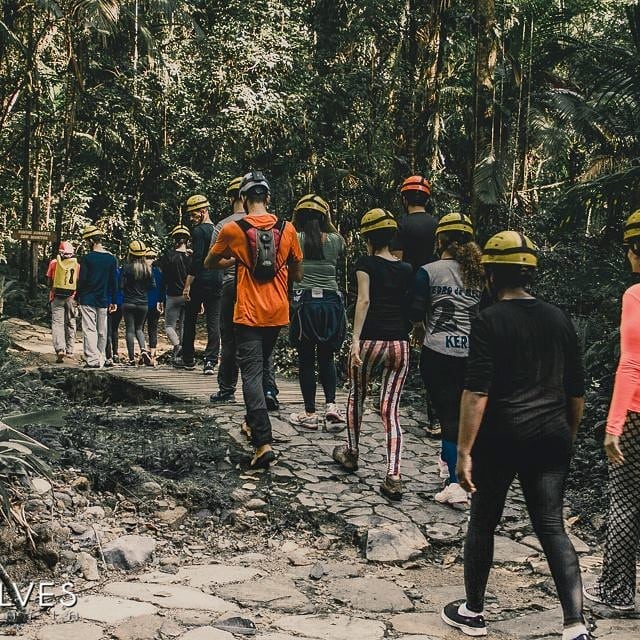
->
[562, 623, 589, 640]
[442, 439, 458, 482]
[459, 602, 483, 618]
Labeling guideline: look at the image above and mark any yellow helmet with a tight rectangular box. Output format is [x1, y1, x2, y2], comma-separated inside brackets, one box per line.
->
[437, 212, 474, 236]
[359, 208, 398, 234]
[226, 176, 244, 198]
[481, 231, 538, 268]
[170, 224, 191, 238]
[82, 224, 102, 241]
[294, 194, 330, 216]
[623, 209, 640, 243]
[128, 240, 147, 257]
[186, 194, 209, 213]
[145, 247, 158, 259]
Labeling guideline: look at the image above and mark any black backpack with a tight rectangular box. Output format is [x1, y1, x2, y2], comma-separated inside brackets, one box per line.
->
[236, 218, 287, 282]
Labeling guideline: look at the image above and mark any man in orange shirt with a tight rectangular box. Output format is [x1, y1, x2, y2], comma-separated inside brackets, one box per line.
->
[206, 171, 303, 467]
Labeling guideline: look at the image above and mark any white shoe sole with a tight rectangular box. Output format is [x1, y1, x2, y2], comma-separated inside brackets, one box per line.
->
[441, 610, 487, 637]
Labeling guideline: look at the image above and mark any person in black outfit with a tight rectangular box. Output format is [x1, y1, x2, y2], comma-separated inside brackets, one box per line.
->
[441, 231, 590, 640]
[179, 194, 222, 373]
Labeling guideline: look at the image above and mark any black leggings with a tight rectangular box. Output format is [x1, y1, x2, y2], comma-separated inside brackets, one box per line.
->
[123, 303, 148, 360]
[465, 449, 583, 625]
[298, 339, 337, 413]
[106, 307, 123, 359]
[146, 307, 160, 349]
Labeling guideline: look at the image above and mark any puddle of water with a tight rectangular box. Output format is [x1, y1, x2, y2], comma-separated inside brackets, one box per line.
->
[3, 408, 68, 428]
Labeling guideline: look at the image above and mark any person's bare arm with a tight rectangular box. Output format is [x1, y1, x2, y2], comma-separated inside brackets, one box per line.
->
[566, 396, 585, 442]
[456, 390, 489, 494]
[350, 271, 370, 368]
[204, 250, 234, 270]
[288, 260, 303, 282]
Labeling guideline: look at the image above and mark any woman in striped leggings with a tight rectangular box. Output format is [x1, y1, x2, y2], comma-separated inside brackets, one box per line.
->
[584, 210, 640, 612]
[332, 209, 413, 501]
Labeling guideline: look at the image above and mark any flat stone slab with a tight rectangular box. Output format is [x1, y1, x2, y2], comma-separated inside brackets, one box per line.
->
[104, 581, 237, 612]
[492, 607, 563, 638]
[275, 614, 386, 640]
[329, 577, 413, 612]
[596, 618, 640, 640]
[216, 577, 309, 612]
[111, 614, 164, 640]
[181, 628, 234, 640]
[493, 535, 537, 564]
[59, 595, 157, 624]
[390, 612, 451, 637]
[36, 622, 104, 640]
[366, 522, 429, 563]
[139, 564, 260, 587]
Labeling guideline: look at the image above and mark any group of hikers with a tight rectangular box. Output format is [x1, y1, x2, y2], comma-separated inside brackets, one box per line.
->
[45, 171, 640, 639]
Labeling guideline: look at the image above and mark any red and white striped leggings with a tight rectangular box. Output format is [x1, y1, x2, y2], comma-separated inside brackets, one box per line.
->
[346, 339, 410, 476]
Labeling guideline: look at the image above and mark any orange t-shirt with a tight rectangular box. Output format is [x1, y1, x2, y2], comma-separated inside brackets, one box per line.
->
[209, 213, 302, 327]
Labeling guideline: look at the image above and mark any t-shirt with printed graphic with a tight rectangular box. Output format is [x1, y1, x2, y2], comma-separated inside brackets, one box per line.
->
[209, 212, 303, 327]
[410, 259, 482, 357]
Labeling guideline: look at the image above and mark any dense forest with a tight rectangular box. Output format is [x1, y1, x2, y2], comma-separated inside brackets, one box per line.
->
[0, 0, 638, 414]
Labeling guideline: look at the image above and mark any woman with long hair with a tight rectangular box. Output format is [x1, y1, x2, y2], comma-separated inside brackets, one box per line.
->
[584, 209, 640, 612]
[289, 194, 346, 429]
[332, 209, 413, 502]
[121, 240, 155, 366]
[410, 213, 484, 506]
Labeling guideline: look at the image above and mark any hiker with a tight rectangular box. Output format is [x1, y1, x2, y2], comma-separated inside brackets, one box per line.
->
[332, 209, 413, 502]
[104, 265, 123, 367]
[441, 231, 588, 640]
[160, 225, 192, 363]
[205, 170, 303, 468]
[77, 225, 118, 369]
[178, 194, 222, 374]
[288, 194, 346, 429]
[46, 241, 79, 363]
[121, 240, 155, 366]
[409, 213, 483, 506]
[144, 247, 163, 367]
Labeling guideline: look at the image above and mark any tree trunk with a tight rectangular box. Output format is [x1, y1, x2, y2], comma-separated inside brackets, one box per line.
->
[21, 7, 34, 282]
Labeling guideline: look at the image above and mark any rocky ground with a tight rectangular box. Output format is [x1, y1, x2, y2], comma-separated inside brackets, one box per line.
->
[0, 319, 638, 640]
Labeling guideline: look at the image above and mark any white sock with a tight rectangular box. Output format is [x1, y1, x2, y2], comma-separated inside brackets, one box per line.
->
[562, 623, 588, 640]
[459, 602, 483, 618]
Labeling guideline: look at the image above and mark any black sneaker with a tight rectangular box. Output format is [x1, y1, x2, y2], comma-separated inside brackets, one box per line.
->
[203, 360, 215, 375]
[265, 390, 279, 411]
[141, 350, 152, 366]
[441, 601, 487, 637]
[210, 390, 236, 403]
[250, 448, 276, 469]
[183, 361, 196, 371]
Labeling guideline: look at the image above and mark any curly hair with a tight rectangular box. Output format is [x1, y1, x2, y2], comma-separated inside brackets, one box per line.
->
[437, 231, 484, 289]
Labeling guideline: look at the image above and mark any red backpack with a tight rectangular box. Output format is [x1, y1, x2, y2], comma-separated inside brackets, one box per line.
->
[236, 218, 287, 282]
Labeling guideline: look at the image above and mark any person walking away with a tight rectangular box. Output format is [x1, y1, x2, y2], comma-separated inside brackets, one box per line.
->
[77, 225, 118, 369]
[47, 241, 79, 362]
[332, 209, 413, 501]
[206, 171, 303, 468]
[583, 209, 640, 612]
[409, 213, 483, 506]
[121, 240, 155, 366]
[179, 194, 222, 373]
[144, 248, 163, 366]
[104, 265, 123, 367]
[161, 225, 191, 363]
[288, 194, 346, 429]
[441, 231, 589, 640]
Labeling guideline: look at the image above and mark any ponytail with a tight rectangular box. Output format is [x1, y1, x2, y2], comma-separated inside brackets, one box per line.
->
[300, 213, 325, 261]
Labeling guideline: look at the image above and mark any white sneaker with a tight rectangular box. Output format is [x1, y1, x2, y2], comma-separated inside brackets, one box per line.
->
[435, 482, 469, 506]
[437, 457, 450, 479]
[325, 403, 345, 423]
[289, 412, 319, 430]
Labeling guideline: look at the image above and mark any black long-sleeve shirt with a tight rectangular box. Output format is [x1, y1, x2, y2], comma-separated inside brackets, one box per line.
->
[188, 222, 221, 290]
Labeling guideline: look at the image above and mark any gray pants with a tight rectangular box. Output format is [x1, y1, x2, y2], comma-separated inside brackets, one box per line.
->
[80, 305, 108, 367]
[165, 295, 186, 346]
[51, 296, 77, 354]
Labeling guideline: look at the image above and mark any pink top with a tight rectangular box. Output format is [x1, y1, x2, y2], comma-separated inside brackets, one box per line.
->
[607, 283, 640, 435]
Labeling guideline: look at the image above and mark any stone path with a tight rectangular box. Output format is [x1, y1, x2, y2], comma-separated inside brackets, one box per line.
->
[3, 317, 640, 639]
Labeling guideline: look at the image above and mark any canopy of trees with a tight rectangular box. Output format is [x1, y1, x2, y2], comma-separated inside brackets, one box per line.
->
[1, 0, 638, 406]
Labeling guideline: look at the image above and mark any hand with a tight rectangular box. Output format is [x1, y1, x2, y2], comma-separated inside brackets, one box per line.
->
[157, 302, 164, 314]
[604, 433, 625, 465]
[183, 288, 190, 302]
[410, 322, 426, 349]
[199, 303, 205, 315]
[350, 341, 362, 369]
[456, 452, 476, 493]
[108, 304, 117, 314]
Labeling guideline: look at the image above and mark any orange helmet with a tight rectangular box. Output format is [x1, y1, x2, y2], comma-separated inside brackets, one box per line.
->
[401, 175, 431, 196]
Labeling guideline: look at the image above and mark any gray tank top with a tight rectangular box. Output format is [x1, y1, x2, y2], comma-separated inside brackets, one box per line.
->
[422, 259, 482, 357]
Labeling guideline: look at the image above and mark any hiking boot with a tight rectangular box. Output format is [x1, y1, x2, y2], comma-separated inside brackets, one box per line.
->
[183, 360, 196, 371]
[125, 359, 137, 367]
[332, 445, 358, 472]
[104, 358, 114, 368]
[325, 403, 345, 424]
[265, 390, 279, 411]
[289, 412, 319, 430]
[210, 390, 236, 404]
[435, 482, 469, 506]
[251, 446, 276, 469]
[583, 583, 635, 611]
[203, 360, 215, 375]
[380, 475, 403, 502]
[55, 351, 65, 363]
[441, 601, 487, 637]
